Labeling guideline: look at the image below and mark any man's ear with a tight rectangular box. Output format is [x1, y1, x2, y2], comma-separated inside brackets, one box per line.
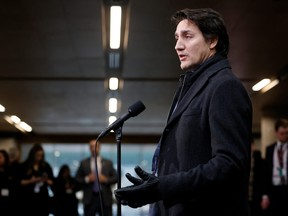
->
[209, 36, 218, 49]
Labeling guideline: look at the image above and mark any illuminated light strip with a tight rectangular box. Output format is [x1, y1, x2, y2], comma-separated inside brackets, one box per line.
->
[252, 79, 271, 91]
[109, 98, 118, 113]
[109, 77, 119, 90]
[3, 115, 32, 132]
[110, 6, 122, 49]
[0, 104, 5, 112]
[261, 79, 279, 93]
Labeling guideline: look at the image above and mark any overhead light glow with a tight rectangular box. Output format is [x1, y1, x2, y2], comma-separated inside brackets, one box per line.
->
[11, 115, 21, 124]
[3, 115, 32, 132]
[109, 98, 118, 113]
[3, 115, 13, 124]
[110, 6, 122, 49]
[0, 104, 5, 112]
[14, 124, 26, 133]
[261, 79, 279, 93]
[109, 115, 117, 125]
[252, 78, 271, 91]
[19, 121, 32, 132]
[109, 77, 119, 90]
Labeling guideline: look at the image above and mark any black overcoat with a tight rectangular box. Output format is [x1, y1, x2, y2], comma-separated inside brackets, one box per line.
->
[151, 55, 252, 216]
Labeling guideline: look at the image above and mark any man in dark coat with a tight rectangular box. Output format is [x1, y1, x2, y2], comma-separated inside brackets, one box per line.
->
[262, 118, 288, 216]
[75, 139, 118, 216]
[115, 8, 252, 216]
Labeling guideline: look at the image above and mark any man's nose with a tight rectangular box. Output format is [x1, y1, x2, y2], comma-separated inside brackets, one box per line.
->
[175, 39, 184, 50]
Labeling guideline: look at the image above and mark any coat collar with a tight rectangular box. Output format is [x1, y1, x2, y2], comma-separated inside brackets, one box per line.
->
[166, 55, 231, 126]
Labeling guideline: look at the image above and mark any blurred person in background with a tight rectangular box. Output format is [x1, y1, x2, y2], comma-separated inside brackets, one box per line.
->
[52, 164, 81, 216]
[262, 118, 288, 215]
[19, 143, 54, 216]
[0, 149, 18, 216]
[249, 139, 265, 216]
[8, 144, 22, 182]
[75, 139, 118, 216]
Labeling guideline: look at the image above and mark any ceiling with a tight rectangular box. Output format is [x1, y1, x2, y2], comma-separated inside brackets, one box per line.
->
[0, 0, 288, 143]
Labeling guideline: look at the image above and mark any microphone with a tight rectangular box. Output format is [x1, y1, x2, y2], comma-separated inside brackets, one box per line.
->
[97, 100, 146, 139]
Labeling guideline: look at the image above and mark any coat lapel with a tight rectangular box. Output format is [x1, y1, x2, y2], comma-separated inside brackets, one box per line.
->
[166, 58, 231, 127]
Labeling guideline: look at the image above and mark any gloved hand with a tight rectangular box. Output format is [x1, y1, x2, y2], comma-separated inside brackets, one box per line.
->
[114, 165, 161, 208]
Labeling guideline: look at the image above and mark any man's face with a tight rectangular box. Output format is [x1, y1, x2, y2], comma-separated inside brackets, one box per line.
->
[89, 140, 100, 157]
[174, 19, 217, 71]
[276, 126, 288, 143]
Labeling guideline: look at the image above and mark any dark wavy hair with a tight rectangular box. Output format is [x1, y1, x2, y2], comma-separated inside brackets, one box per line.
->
[23, 143, 47, 174]
[57, 164, 70, 178]
[275, 118, 288, 131]
[171, 8, 229, 58]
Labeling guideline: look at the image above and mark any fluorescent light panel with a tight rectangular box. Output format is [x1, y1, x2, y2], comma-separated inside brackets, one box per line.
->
[3, 114, 32, 132]
[11, 115, 21, 124]
[252, 78, 271, 91]
[109, 98, 118, 113]
[109, 116, 117, 125]
[19, 121, 32, 132]
[0, 104, 5, 112]
[261, 79, 279, 93]
[110, 6, 122, 49]
[4, 115, 13, 125]
[109, 77, 119, 90]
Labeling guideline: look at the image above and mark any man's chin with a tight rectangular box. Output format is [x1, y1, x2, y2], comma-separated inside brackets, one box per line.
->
[180, 64, 192, 71]
[181, 63, 198, 71]
[180, 64, 188, 71]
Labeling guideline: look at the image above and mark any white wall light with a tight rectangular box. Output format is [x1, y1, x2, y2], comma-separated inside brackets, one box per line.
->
[110, 6, 122, 49]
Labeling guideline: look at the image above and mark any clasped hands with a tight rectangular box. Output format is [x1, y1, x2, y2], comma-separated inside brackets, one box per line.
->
[114, 166, 161, 208]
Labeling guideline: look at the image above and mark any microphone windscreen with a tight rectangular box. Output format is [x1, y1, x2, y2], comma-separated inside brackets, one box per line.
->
[128, 100, 146, 117]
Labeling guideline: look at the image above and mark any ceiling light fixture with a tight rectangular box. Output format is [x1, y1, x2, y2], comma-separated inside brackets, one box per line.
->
[3, 115, 14, 125]
[10, 115, 21, 124]
[260, 78, 279, 93]
[110, 6, 122, 49]
[3, 115, 32, 133]
[109, 77, 119, 90]
[109, 115, 117, 125]
[19, 121, 32, 132]
[252, 78, 271, 91]
[0, 104, 5, 112]
[109, 97, 118, 113]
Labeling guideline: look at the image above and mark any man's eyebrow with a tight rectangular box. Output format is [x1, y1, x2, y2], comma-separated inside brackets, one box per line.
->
[175, 30, 192, 36]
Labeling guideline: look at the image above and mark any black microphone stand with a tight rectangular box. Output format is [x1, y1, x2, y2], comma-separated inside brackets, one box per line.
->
[115, 126, 123, 216]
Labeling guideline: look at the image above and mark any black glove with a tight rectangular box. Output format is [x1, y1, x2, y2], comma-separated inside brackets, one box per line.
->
[114, 165, 161, 208]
